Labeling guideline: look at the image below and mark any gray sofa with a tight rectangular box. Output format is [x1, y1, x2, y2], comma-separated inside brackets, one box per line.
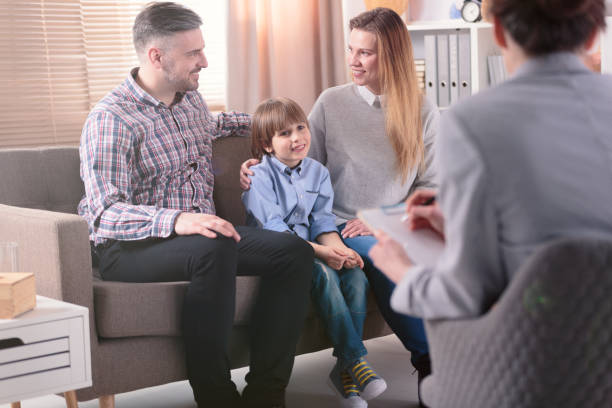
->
[0, 139, 391, 407]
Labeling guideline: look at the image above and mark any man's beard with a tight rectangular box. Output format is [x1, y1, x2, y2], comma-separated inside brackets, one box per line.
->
[162, 61, 199, 93]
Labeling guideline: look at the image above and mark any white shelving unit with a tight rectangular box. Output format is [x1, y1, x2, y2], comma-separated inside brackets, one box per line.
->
[407, 20, 499, 100]
[408, 17, 612, 102]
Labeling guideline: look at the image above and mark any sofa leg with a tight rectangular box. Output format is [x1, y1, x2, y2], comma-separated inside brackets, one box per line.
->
[99, 395, 115, 408]
[10, 402, 21, 408]
[64, 391, 78, 408]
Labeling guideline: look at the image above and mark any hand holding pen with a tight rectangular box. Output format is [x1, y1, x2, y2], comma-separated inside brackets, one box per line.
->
[403, 189, 445, 237]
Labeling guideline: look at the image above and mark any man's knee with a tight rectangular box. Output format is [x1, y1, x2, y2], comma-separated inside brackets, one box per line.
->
[284, 234, 315, 266]
[184, 235, 238, 281]
[266, 234, 314, 287]
[190, 234, 236, 259]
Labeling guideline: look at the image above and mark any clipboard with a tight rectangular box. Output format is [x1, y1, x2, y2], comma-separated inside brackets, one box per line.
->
[357, 204, 444, 267]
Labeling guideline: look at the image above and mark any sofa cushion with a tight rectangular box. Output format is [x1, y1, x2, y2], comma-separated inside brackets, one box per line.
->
[94, 275, 382, 338]
[94, 276, 258, 338]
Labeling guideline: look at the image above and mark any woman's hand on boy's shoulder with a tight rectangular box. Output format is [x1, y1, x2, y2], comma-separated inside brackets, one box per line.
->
[239, 158, 260, 190]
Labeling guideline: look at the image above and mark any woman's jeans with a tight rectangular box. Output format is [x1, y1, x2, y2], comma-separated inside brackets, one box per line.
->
[338, 223, 429, 366]
[310, 259, 369, 369]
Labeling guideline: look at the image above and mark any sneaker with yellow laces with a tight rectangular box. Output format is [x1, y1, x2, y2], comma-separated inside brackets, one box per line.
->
[347, 358, 387, 400]
[327, 362, 367, 408]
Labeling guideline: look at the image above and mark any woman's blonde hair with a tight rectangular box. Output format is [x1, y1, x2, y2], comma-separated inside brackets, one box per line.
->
[350, 7, 423, 182]
[251, 97, 309, 160]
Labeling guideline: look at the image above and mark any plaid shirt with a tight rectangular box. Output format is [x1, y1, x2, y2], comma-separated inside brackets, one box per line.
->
[78, 69, 250, 246]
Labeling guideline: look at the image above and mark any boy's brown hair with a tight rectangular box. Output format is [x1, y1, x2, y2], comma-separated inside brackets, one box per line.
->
[251, 97, 309, 160]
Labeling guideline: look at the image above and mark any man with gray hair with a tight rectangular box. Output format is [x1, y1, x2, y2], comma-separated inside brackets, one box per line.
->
[77, 2, 313, 407]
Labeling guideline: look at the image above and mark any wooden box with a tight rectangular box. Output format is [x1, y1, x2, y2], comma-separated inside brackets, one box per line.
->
[0, 273, 36, 319]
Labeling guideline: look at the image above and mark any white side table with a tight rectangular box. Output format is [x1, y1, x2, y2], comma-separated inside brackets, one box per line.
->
[0, 296, 91, 408]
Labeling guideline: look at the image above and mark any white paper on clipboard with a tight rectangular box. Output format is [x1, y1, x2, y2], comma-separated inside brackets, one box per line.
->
[357, 204, 444, 267]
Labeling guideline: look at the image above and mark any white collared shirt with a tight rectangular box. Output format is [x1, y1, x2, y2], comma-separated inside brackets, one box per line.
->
[357, 85, 384, 108]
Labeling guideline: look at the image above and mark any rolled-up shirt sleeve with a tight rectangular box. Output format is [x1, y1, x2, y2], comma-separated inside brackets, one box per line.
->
[211, 110, 251, 139]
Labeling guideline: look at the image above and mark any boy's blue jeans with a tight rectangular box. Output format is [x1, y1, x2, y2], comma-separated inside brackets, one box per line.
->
[310, 259, 369, 369]
[338, 223, 430, 366]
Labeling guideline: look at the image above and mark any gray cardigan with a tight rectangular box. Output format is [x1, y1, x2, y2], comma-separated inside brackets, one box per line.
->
[308, 83, 439, 224]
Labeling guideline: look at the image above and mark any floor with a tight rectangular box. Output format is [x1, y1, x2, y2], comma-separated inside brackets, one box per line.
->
[7, 335, 419, 408]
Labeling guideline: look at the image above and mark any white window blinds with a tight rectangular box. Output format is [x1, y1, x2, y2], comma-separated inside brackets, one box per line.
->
[0, 0, 228, 148]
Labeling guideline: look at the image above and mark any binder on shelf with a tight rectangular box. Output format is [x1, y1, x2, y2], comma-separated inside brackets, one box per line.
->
[448, 33, 459, 105]
[424, 35, 438, 105]
[458, 33, 471, 100]
[436, 34, 450, 108]
[415, 59, 426, 92]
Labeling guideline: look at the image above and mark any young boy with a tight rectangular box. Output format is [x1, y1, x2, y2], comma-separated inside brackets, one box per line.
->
[242, 97, 387, 407]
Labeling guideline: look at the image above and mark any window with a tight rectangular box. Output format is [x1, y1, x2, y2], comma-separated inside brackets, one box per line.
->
[0, 0, 228, 148]
[182, 0, 227, 111]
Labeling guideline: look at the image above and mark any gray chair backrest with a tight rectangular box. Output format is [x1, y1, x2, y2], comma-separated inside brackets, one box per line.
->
[0, 147, 83, 213]
[426, 237, 612, 408]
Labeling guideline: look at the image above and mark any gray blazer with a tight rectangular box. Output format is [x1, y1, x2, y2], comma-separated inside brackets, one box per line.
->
[391, 53, 612, 319]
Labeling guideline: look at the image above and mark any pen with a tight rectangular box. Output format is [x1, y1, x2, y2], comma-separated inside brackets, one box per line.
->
[400, 196, 436, 222]
[421, 196, 436, 206]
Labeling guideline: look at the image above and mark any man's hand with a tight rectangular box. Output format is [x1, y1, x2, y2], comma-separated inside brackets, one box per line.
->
[341, 218, 373, 239]
[369, 230, 413, 284]
[405, 189, 445, 238]
[239, 158, 260, 190]
[174, 212, 241, 242]
[319, 246, 349, 270]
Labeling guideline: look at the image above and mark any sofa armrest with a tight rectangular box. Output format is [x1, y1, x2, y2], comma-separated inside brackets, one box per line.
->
[0, 204, 93, 310]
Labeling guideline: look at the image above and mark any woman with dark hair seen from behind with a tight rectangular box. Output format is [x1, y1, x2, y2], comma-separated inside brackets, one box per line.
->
[370, 0, 612, 391]
[240, 7, 439, 407]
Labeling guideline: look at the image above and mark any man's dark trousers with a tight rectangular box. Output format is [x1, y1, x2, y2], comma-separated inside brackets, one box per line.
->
[97, 226, 314, 407]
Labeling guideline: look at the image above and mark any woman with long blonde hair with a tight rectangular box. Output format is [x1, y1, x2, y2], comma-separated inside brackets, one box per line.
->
[241, 8, 439, 406]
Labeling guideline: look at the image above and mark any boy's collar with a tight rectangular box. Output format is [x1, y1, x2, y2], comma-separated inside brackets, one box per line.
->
[266, 155, 303, 175]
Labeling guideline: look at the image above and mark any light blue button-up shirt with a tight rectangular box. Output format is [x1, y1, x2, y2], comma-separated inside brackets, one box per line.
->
[242, 155, 338, 242]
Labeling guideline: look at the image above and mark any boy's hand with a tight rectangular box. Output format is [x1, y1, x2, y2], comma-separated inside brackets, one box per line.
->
[320, 246, 348, 270]
[343, 248, 364, 269]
